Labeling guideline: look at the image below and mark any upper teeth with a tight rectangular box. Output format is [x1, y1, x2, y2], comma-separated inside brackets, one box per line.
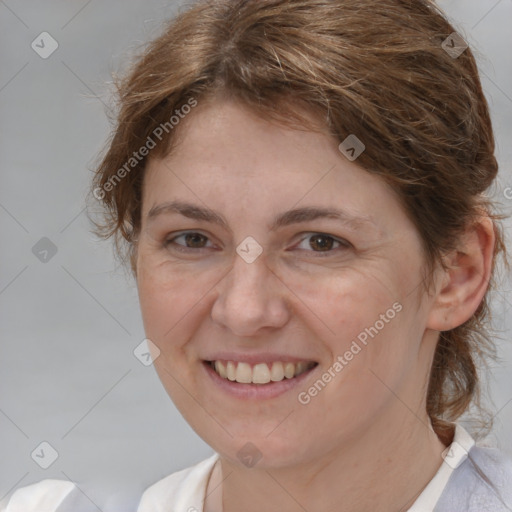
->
[212, 360, 315, 384]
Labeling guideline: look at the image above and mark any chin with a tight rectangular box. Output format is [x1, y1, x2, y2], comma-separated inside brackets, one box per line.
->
[207, 431, 313, 470]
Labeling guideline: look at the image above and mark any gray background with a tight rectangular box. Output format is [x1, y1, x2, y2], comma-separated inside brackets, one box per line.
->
[1, 0, 511, 507]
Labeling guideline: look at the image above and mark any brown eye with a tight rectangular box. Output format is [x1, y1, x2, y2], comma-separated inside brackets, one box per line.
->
[309, 234, 335, 251]
[294, 233, 351, 255]
[182, 232, 208, 248]
[165, 232, 213, 252]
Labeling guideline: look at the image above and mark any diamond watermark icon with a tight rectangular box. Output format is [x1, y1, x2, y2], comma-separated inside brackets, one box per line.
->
[236, 236, 263, 263]
[31, 32, 59, 59]
[442, 441, 468, 469]
[237, 442, 263, 468]
[441, 32, 468, 59]
[134, 338, 161, 366]
[338, 134, 365, 161]
[32, 237, 58, 263]
[31, 441, 59, 469]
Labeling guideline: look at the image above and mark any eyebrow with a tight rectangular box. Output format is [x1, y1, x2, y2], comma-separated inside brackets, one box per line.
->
[146, 200, 377, 232]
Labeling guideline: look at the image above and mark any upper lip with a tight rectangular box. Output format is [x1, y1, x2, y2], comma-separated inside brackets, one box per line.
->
[203, 352, 318, 365]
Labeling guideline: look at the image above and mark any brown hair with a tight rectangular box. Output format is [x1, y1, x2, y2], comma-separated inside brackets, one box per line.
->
[89, 0, 508, 438]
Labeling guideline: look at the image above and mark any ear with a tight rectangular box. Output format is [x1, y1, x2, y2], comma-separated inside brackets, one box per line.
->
[426, 215, 495, 331]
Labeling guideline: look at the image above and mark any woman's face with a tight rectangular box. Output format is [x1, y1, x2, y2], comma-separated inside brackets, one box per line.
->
[136, 98, 441, 468]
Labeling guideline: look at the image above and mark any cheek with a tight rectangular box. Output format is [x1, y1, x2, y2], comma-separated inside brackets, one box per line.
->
[285, 263, 402, 348]
[138, 274, 194, 343]
[136, 251, 228, 356]
[290, 266, 414, 405]
[136, 262, 208, 403]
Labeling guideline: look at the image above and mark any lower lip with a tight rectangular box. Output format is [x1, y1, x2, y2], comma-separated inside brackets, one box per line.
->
[202, 361, 318, 400]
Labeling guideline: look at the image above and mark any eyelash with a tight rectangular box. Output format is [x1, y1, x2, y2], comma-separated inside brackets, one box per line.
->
[164, 231, 351, 256]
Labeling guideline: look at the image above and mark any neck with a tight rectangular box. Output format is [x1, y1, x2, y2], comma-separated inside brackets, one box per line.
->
[206, 409, 449, 512]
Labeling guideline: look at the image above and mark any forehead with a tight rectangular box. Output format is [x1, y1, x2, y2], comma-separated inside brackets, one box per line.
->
[165, 99, 332, 173]
[141, 98, 407, 234]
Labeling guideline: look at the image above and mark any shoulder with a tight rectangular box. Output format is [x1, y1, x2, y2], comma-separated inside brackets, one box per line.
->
[436, 444, 512, 512]
[0, 479, 84, 512]
[467, 444, 512, 500]
[1, 454, 219, 512]
[137, 453, 219, 512]
[0, 478, 140, 512]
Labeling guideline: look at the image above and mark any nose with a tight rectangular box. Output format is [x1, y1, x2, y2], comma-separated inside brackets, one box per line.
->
[210, 251, 290, 337]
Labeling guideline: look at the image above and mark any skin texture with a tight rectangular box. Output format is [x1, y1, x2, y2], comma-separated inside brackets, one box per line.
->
[135, 98, 495, 512]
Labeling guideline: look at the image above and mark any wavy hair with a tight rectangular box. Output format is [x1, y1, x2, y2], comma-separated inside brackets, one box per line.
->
[89, 0, 508, 439]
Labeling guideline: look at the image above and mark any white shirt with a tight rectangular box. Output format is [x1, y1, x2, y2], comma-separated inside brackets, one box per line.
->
[2, 424, 511, 512]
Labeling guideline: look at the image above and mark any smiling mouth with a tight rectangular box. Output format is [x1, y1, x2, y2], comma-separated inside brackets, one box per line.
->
[206, 360, 318, 384]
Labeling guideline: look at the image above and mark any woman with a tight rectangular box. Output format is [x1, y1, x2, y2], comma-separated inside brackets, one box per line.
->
[3, 0, 511, 510]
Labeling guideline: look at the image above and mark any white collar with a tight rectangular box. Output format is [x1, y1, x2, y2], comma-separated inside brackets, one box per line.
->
[137, 453, 219, 512]
[137, 424, 475, 512]
[407, 423, 475, 511]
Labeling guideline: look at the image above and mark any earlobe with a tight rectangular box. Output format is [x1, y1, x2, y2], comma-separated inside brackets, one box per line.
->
[426, 216, 495, 332]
